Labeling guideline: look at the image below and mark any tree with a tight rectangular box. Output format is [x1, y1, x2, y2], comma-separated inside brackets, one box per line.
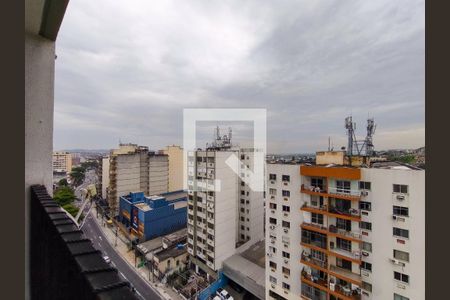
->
[53, 186, 76, 207]
[62, 203, 79, 218]
[70, 166, 86, 186]
[58, 178, 68, 186]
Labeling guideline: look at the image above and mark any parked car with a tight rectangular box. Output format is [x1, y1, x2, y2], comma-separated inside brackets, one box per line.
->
[103, 255, 111, 264]
[212, 296, 221, 300]
[216, 288, 233, 300]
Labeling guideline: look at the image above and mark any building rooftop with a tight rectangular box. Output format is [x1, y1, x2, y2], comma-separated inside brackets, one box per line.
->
[154, 243, 187, 261]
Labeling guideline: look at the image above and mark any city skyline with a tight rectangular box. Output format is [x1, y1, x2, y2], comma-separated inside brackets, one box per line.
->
[54, 0, 424, 153]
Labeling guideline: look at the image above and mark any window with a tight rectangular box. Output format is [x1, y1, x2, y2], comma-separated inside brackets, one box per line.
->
[269, 218, 277, 225]
[361, 261, 372, 272]
[282, 251, 290, 259]
[270, 203, 277, 210]
[241, 154, 245, 160]
[240, 208, 245, 213]
[360, 221, 372, 231]
[359, 181, 371, 190]
[311, 249, 325, 262]
[393, 206, 409, 217]
[282, 221, 290, 228]
[311, 178, 324, 190]
[282, 205, 290, 212]
[394, 250, 410, 262]
[360, 201, 371, 211]
[311, 213, 324, 225]
[240, 225, 245, 230]
[282, 190, 290, 197]
[269, 276, 277, 284]
[282, 175, 290, 182]
[269, 261, 277, 269]
[394, 271, 409, 284]
[240, 199, 245, 204]
[393, 184, 408, 194]
[362, 281, 372, 292]
[282, 282, 290, 290]
[336, 180, 351, 193]
[241, 190, 245, 195]
[282, 267, 290, 275]
[362, 242, 372, 252]
[336, 218, 351, 231]
[310, 196, 324, 207]
[393, 227, 409, 239]
[336, 257, 352, 270]
[336, 238, 351, 252]
[394, 293, 409, 300]
[269, 188, 277, 196]
[269, 174, 277, 180]
[241, 181, 245, 186]
[269, 246, 276, 254]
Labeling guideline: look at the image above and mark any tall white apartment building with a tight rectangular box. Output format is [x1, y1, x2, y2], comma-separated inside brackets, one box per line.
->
[187, 146, 265, 279]
[105, 144, 169, 215]
[52, 151, 72, 173]
[266, 151, 424, 300]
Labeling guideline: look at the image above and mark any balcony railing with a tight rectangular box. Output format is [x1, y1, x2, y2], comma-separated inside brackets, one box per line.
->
[301, 269, 328, 288]
[301, 253, 328, 269]
[301, 236, 327, 250]
[328, 206, 360, 218]
[301, 202, 328, 212]
[301, 184, 327, 194]
[329, 264, 361, 283]
[329, 246, 361, 260]
[328, 187, 361, 197]
[329, 225, 362, 240]
[331, 282, 361, 300]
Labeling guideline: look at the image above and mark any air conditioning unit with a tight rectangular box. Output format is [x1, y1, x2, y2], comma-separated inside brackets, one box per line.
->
[397, 195, 405, 200]
[284, 259, 289, 264]
[362, 251, 369, 257]
[271, 284, 275, 289]
[283, 182, 288, 186]
[284, 228, 289, 233]
[271, 210, 275, 214]
[267, 253, 273, 257]
[270, 225, 276, 230]
[283, 213, 289, 217]
[390, 258, 405, 266]
[393, 215, 397, 220]
[271, 239, 275, 244]
[270, 180, 275, 184]
[361, 190, 369, 196]
[330, 242, 335, 249]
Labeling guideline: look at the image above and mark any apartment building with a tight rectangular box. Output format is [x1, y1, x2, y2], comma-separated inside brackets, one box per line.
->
[52, 151, 72, 173]
[187, 146, 265, 280]
[162, 145, 184, 192]
[266, 151, 424, 300]
[104, 144, 169, 215]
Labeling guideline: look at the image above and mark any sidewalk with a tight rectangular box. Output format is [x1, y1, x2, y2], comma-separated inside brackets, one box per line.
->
[90, 208, 183, 300]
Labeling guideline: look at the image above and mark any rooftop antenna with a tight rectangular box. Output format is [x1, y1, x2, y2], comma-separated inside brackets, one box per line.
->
[328, 136, 331, 151]
[365, 117, 376, 156]
[345, 116, 356, 156]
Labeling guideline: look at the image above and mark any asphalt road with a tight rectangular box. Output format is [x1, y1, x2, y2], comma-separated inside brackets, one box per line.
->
[82, 212, 162, 300]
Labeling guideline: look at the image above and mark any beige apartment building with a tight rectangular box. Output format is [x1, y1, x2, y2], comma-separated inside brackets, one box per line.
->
[52, 151, 72, 173]
[162, 145, 184, 192]
[103, 143, 169, 215]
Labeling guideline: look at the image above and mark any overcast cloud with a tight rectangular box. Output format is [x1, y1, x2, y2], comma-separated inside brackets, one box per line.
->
[54, 0, 424, 153]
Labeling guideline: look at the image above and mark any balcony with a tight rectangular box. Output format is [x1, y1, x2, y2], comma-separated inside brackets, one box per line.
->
[301, 252, 328, 270]
[329, 265, 361, 285]
[301, 222, 328, 235]
[330, 282, 361, 300]
[329, 225, 362, 241]
[328, 206, 361, 221]
[301, 184, 328, 197]
[328, 187, 361, 201]
[301, 202, 328, 214]
[301, 236, 327, 250]
[301, 269, 328, 289]
[329, 246, 361, 262]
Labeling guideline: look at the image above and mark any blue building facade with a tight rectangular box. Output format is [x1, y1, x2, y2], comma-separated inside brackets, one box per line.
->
[119, 190, 187, 242]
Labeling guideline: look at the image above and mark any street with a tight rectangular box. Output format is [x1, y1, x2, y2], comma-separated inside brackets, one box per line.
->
[82, 212, 162, 300]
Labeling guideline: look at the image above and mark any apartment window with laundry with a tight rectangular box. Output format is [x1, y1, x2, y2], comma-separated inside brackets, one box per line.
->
[359, 181, 371, 190]
[282, 190, 290, 197]
[269, 174, 277, 180]
[393, 227, 409, 239]
[393, 184, 408, 194]
[282, 175, 290, 182]
[394, 250, 410, 262]
[394, 271, 409, 284]
[393, 206, 409, 217]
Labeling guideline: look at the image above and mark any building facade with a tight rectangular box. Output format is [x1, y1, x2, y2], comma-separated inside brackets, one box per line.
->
[52, 151, 72, 173]
[105, 144, 169, 215]
[187, 147, 265, 279]
[119, 191, 187, 241]
[266, 152, 424, 300]
[162, 145, 185, 192]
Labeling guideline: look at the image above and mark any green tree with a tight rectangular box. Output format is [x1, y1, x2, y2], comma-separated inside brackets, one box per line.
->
[53, 186, 76, 207]
[62, 203, 79, 218]
[58, 178, 68, 186]
[70, 166, 86, 186]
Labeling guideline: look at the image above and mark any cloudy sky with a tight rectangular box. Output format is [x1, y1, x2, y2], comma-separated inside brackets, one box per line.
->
[54, 0, 424, 153]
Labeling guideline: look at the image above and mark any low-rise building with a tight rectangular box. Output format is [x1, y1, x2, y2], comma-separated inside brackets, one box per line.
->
[119, 190, 187, 242]
[52, 151, 72, 173]
[153, 244, 189, 280]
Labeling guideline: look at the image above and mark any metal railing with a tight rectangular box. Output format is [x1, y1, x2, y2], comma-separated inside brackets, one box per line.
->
[328, 187, 361, 197]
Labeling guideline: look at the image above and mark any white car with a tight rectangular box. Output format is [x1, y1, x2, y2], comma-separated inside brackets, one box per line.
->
[216, 288, 233, 300]
[212, 296, 221, 300]
[103, 255, 111, 264]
